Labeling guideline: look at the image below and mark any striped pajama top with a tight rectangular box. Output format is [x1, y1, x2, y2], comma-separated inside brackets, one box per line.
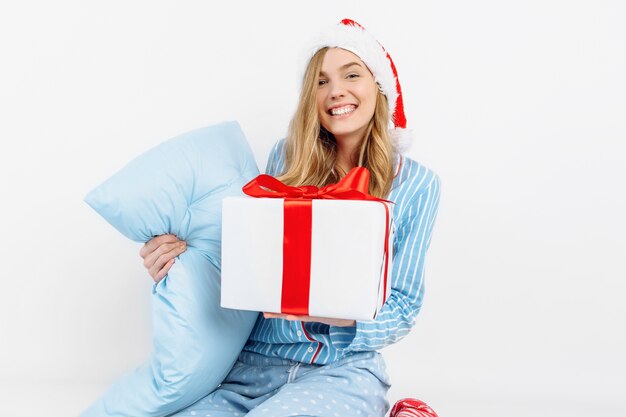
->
[243, 139, 441, 365]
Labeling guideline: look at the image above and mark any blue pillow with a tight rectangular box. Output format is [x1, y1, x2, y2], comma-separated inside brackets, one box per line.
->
[80, 121, 260, 417]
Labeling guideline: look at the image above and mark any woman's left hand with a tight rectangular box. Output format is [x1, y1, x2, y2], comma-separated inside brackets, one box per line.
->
[263, 312, 356, 327]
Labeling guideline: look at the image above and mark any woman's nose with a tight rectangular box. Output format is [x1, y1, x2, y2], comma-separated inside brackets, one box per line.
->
[329, 81, 346, 99]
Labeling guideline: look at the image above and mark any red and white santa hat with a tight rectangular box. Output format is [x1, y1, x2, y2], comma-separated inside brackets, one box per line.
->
[303, 18, 411, 148]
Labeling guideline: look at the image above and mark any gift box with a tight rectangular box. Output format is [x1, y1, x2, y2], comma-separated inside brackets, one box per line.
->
[220, 168, 393, 321]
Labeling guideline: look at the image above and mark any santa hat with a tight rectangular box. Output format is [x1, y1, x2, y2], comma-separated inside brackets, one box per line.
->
[303, 18, 411, 149]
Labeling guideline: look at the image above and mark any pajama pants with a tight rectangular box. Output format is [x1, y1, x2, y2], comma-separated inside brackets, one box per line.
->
[168, 350, 391, 417]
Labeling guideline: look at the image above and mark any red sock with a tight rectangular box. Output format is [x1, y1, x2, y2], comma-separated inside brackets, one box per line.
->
[389, 398, 439, 417]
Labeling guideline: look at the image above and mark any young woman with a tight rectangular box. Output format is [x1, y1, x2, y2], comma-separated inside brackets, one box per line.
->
[140, 19, 440, 417]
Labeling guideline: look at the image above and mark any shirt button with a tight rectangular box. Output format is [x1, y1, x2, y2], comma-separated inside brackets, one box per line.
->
[307, 347, 314, 353]
[296, 331, 302, 337]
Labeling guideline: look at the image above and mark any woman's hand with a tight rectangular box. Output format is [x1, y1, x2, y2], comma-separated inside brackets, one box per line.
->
[263, 312, 356, 327]
[139, 234, 187, 283]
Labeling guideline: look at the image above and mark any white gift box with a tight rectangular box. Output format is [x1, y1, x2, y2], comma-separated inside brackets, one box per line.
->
[220, 196, 393, 321]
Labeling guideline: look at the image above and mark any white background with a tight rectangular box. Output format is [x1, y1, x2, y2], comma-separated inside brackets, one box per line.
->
[1, 1, 625, 416]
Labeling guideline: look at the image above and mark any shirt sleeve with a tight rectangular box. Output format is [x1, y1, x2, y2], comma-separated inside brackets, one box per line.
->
[329, 174, 442, 352]
[265, 139, 286, 176]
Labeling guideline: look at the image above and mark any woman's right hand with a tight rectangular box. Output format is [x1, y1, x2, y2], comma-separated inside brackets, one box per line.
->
[139, 234, 187, 283]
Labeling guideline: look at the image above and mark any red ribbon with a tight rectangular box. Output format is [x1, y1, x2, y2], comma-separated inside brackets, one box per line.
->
[242, 167, 392, 316]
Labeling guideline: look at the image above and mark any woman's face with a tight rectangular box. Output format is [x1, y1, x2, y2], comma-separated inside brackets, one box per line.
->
[316, 48, 378, 146]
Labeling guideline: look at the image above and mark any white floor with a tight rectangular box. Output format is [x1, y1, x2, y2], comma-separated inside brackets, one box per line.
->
[2, 381, 625, 417]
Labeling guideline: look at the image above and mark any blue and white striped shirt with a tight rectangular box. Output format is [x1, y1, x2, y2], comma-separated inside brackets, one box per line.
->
[244, 139, 441, 365]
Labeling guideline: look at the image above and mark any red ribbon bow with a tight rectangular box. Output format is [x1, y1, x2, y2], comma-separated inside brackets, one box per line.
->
[242, 167, 392, 316]
[243, 166, 391, 202]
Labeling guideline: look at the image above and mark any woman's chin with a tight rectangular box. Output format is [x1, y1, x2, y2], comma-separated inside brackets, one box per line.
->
[327, 127, 366, 144]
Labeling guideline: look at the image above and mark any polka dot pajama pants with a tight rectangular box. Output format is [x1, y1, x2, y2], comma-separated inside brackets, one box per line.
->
[168, 350, 391, 417]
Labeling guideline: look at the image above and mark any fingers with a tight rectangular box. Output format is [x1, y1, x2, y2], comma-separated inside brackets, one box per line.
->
[263, 313, 303, 321]
[143, 239, 185, 268]
[262, 313, 355, 327]
[143, 239, 187, 281]
[139, 234, 180, 259]
[152, 259, 175, 283]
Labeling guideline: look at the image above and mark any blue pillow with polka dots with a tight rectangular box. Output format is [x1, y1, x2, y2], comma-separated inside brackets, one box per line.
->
[80, 121, 260, 417]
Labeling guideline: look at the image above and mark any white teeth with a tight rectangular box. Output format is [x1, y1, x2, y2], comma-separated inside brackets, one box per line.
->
[330, 105, 355, 116]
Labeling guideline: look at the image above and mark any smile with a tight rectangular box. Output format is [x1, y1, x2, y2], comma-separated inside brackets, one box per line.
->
[329, 105, 356, 116]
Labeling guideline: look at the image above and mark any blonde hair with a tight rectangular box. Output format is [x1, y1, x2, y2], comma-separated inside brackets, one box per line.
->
[278, 47, 396, 199]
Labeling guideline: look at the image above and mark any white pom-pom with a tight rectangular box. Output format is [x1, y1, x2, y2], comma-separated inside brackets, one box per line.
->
[389, 128, 413, 154]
